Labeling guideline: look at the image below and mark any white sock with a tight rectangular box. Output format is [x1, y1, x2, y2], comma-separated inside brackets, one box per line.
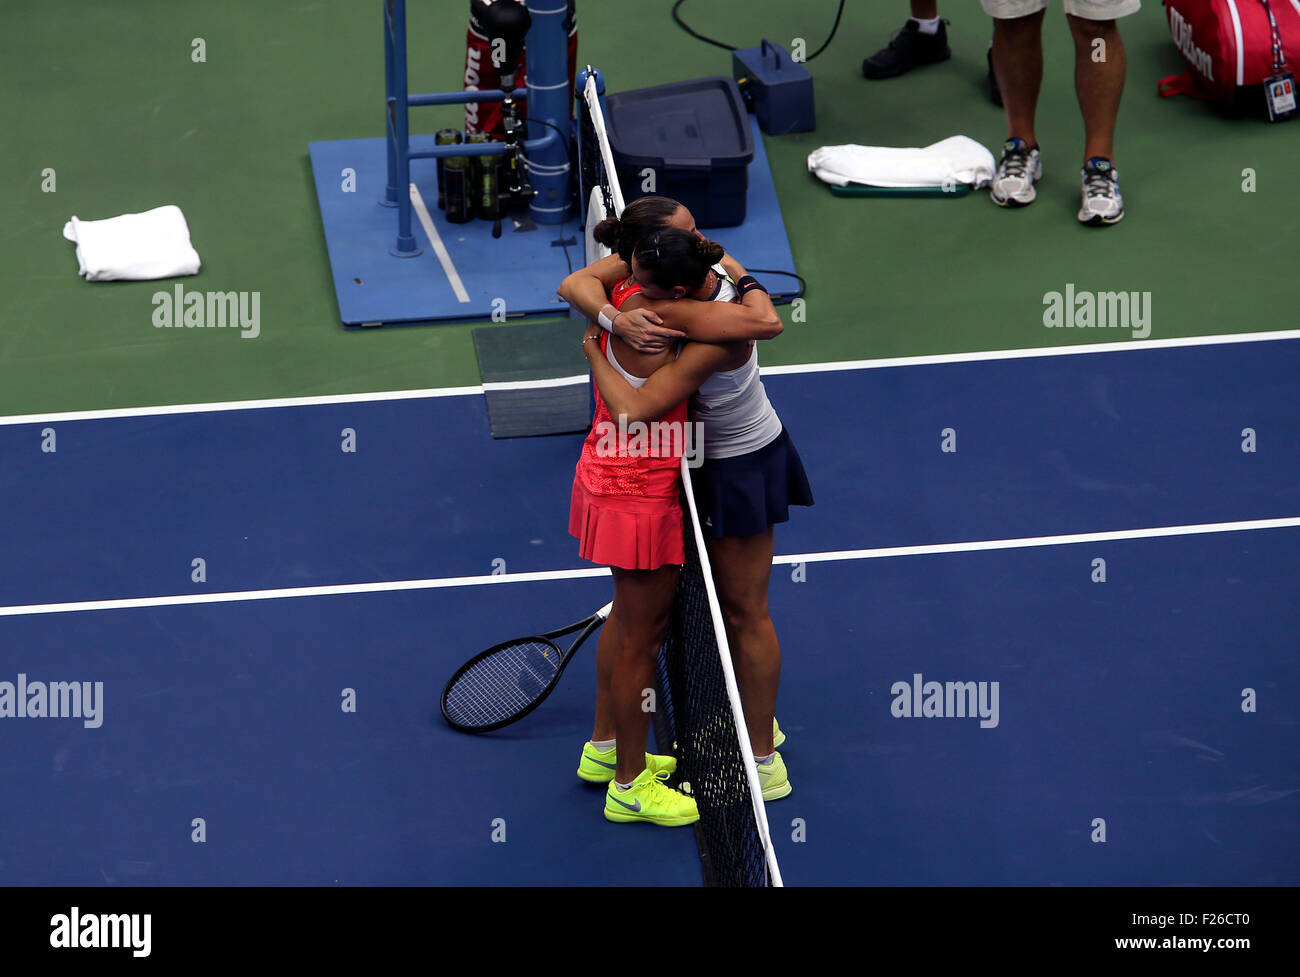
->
[589, 738, 616, 753]
[912, 16, 941, 35]
[615, 779, 635, 791]
[754, 752, 775, 765]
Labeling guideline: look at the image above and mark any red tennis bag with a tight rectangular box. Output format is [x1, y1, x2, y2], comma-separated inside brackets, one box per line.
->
[465, 0, 578, 138]
[1159, 0, 1300, 112]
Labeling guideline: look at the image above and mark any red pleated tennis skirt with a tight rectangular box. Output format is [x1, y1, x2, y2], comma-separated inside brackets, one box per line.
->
[569, 467, 685, 571]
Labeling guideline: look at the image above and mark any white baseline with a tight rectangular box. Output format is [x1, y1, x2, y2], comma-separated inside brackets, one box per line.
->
[2, 329, 1296, 427]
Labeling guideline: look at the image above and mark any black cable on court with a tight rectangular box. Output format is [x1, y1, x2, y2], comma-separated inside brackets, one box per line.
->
[671, 0, 847, 61]
[747, 269, 805, 306]
[668, 3, 816, 307]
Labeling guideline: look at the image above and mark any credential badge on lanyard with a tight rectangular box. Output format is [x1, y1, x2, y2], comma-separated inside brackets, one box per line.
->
[1261, 0, 1297, 121]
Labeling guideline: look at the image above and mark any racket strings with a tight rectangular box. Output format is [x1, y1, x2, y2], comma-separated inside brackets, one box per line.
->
[444, 639, 563, 727]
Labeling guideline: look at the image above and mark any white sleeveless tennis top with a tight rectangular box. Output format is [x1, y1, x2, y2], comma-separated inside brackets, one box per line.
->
[693, 267, 783, 459]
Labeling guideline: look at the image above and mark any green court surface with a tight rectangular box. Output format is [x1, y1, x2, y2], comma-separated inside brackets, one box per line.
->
[2, 0, 1294, 416]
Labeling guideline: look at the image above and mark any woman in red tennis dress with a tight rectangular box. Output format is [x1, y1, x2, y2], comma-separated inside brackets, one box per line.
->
[572, 220, 812, 814]
[568, 244, 730, 826]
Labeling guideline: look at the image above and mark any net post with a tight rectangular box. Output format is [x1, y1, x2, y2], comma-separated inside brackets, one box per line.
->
[581, 74, 625, 215]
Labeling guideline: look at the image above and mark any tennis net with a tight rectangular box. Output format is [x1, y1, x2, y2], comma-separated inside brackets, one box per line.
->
[578, 71, 781, 887]
[577, 69, 625, 267]
[654, 462, 783, 887]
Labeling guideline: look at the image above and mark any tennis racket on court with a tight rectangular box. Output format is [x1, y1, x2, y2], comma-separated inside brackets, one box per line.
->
[440, 602, 613, 733]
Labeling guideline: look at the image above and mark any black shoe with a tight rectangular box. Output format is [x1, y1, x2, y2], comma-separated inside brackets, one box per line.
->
[862, 19, 951, 80]
[987, 42, 1002, 107]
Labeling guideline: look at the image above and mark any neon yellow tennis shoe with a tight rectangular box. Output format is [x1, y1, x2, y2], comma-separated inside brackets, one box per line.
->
[773, 717, 786, 749]
[756, 750, 792, 801]
[604, 766, 699, 826]
[577, 742, 677, 783]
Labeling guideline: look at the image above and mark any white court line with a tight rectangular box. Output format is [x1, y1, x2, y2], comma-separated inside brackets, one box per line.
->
[0, 387, 486, 427]
[761, 328, 1300, 377]
[2, 328, 1296, 427]
[481, 375, 587, 392]
[1, 516, 1294, 619]
[409, 182, 470, 304]
[771, 516, 1300, 565]
[0, 567, 612, 619]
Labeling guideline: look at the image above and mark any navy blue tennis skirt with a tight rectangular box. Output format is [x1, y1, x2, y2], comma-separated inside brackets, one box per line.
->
[690, 426, 814, 539]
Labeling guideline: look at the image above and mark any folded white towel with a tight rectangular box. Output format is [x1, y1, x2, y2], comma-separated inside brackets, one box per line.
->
[807, 136, 996, 190]
[62, 205, 202, 281]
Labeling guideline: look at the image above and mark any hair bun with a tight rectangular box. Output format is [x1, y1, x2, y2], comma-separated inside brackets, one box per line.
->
[697, 238, 725, 265]
[592, 217, 621, 248]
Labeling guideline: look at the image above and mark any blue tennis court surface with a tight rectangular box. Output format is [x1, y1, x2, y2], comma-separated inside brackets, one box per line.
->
[1, 336, 1296, 884]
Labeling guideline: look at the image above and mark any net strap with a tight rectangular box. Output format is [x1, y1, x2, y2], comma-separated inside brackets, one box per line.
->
[679, 457, 783, 886]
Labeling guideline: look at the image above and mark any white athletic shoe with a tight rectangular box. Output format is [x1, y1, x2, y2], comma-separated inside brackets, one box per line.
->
[1078, 157, 1125, 226]
[990, 138, 1042, 208]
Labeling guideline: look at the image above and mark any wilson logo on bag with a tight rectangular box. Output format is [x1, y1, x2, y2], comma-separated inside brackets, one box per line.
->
[1159, 0, 1300, 113]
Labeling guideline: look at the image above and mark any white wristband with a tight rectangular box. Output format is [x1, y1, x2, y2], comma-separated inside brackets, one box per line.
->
[597, 305, 618, 332]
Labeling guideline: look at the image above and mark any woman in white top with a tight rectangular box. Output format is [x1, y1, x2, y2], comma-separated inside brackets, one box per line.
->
[580, 226, 814, 801]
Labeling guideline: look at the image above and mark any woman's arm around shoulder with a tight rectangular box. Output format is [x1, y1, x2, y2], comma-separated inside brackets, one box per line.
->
[581, 323, 731, 425]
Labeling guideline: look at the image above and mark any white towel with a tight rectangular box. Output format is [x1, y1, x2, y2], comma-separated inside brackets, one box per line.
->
[62, 205, 202, 281]
[807, 136, 996, 190]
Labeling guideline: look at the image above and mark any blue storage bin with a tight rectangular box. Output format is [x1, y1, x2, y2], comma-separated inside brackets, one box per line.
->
[604, 77, 754, 228]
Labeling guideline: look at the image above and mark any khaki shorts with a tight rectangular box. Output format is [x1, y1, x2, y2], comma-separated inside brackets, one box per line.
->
[980, 0, 1140, 18]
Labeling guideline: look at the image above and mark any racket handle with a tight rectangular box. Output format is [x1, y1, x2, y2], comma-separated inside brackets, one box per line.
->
[597, 602, 613, 620]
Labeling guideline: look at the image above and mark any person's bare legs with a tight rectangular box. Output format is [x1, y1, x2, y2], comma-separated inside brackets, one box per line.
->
[707, 528, 780, 758]
[590, 609, 619, 742]
[993, 10, 1046, 148]
[911, 0, 939, 18]
[607, 565, 679, 784]
[1067, 15, 1125, 162]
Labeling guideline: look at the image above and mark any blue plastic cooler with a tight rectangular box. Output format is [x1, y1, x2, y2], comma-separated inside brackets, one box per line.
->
[604, 77, 754, 228]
